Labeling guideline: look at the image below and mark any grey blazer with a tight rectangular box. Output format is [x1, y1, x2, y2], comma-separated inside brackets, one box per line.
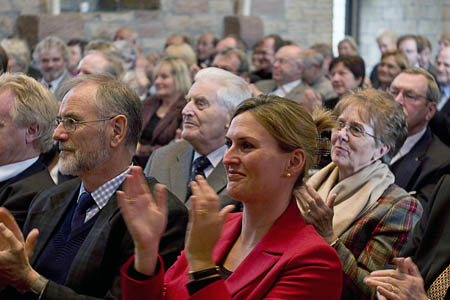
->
[144, 140, 240, 210]
[254, 79, 309, 104]
[53, 71, 74, 101]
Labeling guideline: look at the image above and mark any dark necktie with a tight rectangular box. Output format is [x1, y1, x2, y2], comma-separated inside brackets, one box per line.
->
[186, 156, 211, 201]
[71, 192, 95, 231]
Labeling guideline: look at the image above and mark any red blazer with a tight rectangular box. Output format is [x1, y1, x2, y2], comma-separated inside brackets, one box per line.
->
[121, 200, 343, 300]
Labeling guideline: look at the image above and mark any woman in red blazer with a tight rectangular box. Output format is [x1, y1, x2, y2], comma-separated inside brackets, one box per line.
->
[119, 95, 343, 299]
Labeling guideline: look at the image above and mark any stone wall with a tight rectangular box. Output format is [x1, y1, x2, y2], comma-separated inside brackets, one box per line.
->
[359, 0, 448, 75]
[0, 0, 333, 55]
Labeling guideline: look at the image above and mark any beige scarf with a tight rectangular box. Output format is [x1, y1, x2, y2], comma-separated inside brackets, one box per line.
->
[297, 160, 395, 237]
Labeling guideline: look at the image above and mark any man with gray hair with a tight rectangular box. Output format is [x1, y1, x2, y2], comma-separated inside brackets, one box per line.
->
[388, 67, 450, 206]
[0, 74, 187, 299]
[145, 67, 251, 209]
[253, 44, 309, 104]
[33, 36, 73, 101]
[301, 49, 337, 101]
[0, 73, 57, 228]
[77, 50, 125, 80]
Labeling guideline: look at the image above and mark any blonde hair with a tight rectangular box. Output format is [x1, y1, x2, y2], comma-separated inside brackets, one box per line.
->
[164, 43, 197, 67]
[153, 57, 192, 97]
[0, 73, 58, 152]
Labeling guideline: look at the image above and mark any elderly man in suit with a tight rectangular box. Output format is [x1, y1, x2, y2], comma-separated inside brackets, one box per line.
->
[365, 174, 450, 300]
[430, 47, 450, 146]
[144, 67, 251, 209]
[253, 44, 309, 104]
[0, 74, 187, 299]
[0, 73, 57, 228]
[388, 67, 450, 206]
[32, 36, 73, 101]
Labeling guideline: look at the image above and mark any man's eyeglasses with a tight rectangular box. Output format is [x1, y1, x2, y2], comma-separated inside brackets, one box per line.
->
[55, 116, 115, 132]
[334, 120, 378, 140]
[388, 87, 428, 102]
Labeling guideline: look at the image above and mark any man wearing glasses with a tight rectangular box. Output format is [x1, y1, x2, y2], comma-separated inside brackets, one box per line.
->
[0, 74, 187, 299]
[388, 67, 450, 207]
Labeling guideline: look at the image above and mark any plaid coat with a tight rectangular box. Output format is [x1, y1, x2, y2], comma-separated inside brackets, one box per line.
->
[334, 184, 422, 300]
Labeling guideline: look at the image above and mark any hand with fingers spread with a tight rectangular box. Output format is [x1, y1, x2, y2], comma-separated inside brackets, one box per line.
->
[364, 257, 428, 300]
[185, 175, 235, 272]
[0, 214, 40, 292]
[118, 166, 168, 276]
[296, 184, 337, 244]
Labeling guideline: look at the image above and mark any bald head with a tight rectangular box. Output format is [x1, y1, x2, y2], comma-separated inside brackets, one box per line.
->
[272, 45, 304, 85]
[114, 27, 137, 44]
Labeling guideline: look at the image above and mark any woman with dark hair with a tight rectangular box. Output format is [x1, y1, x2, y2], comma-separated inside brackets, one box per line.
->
[325, 55, 365, 110]
[120, 95, 343, 299]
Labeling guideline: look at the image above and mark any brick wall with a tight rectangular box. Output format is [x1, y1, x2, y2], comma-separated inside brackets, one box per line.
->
[359, 0, 447, 76]
[0, 0, 333, 55]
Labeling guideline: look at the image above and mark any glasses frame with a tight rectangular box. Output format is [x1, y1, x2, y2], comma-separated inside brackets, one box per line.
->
[334, 120, 378, 140]
[55, 116, 115, 132]
[388, 87, 428, 103]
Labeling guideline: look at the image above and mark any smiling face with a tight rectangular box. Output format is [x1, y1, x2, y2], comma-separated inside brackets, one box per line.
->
[182, 80, 230, 155]
[331, 105, 385, 180]
[378, 55, 401, 86]
[154, 63, 178, 99]
[223, 112, 291, 202]
[331, 62, 362, 96]
[53, 83, 110, 176]
[39, 48, 66, 82]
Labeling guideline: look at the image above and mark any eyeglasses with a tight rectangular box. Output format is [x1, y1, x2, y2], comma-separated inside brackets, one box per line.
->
[334, 120, 378, 140]
[388, 87, 428, 102]
[55, 116, 115, 132]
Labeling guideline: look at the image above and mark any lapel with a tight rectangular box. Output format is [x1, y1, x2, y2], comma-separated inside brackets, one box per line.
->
[207, 160, 228, 194]
[391, 128, 432, 189]
[30, 180, 81, 265]
[213, 201, 300, 297]
[172, 144, 193, 201]
[0, 159, 46, 190]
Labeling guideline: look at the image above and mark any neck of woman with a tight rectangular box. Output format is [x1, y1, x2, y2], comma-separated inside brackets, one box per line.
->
[157, 93, 180, 117]
[239, 191, 292, 247]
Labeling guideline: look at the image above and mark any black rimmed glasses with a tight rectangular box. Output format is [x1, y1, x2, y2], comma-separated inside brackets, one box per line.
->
[55, 116, 115, 132]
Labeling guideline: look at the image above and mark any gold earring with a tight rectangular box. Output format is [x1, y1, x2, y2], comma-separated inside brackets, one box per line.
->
[286, 172, 291, 177]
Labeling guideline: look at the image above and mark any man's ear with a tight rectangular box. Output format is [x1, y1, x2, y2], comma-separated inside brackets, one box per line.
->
[109, 115, 127, 148]
[425, 101, 437, 122]
[25, 124, 40, 145]
[286, 148, 306, 177]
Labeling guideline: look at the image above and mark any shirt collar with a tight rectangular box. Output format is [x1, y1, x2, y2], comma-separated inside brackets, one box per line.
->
[42, 71, 67, 93]
[0, 157, 39, 182]
[390, 127, 426, 165]
[193, 145, 227, 169]
[79, 167, 131, 210]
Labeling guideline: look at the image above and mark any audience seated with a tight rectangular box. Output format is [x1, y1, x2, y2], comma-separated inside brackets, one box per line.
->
[297, 89, 422, 299]
[164, 43, 197, 69]
[135, 57, 191, 167]
[121, 95, 343, 300]
[216, 34, 248, 53]
[32, 36, 73, 101]
[301, 49, 337, 101]
[254, 44, 310, 104]
[0, 74, 187, 299]
[430, 47, 450, 146]
[375, 50, 409, 91]
[250, 34, 284, 82]
[370, 30, 398, 86]
[212, 47, 249, 79]
[397, 35, 420, 67]
[0, 73, 57, 228]
[144, 68, 250, 210]
[310, 43, 334, 78]
[67, 38, 87, 76]
[388, 67, 450, 207]
[196, 33, 218, 67]
[325, 55, 365, 110]
[338, 36, 358, 56]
